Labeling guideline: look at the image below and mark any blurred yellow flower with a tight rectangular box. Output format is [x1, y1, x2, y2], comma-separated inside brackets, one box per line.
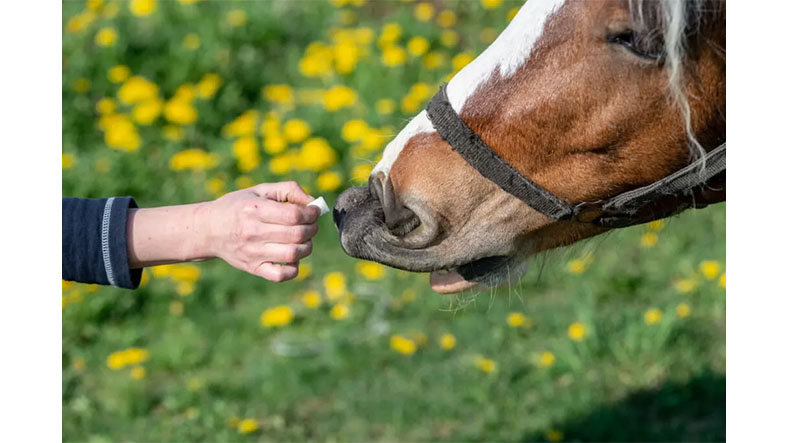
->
[95, 27, 118, 47]
[197, 73, 222, 98]
[330, 303, 350, 320]
[342, 119, 369, 142]
[298, 137, 337, 171]
[130, 0, 157, 17]
[507, 312, 530, 328]
[481, 0, 502, 9]
[648, 219, 665, 231]
[507, 7, 520, 22]
[376, 98, 396, 115]
[226, 9, 248, 27]
[452, 52, 474, 71]
[351, 164, 373, 183]
[538, 351, 555, 368]
[72, 78, 90, 93]
[106, 348, 150, 370]
[324, 85, 357, 111]
[423, 51, 446, 69]
[481, 27, 498, 44]
[269, 152, 296, 175]
[567, 322, 587, 341]
[440, 30, 459, 47]
[176, 281, 195, 296]
[390, 334, 417, 355]
[323, 272, 347, 301]
[108, 65, 131, 83]
[414, 2, 434, 21]
[183, 33, 201, 51]
[317, 171, 343, 192]
[299, 42, 334, 77]
[118, 76, 159, 104]
[170, 264, 201, 282]
[62, 153, 76, 170]
[103, 2, 120, 18]
[130, 366, 146, 380]
[224, 110, 260, 138]
[163, 125, 184, 141]
[66, 11, 96, 33]
[545, 429, 564, 442]
[169, 149, 220, 172]
[102, 114, 141, 151]
[179, 0, 200, 4]
[205, 177, 226, 197]
[235, 175, 255, 190]
[381, 45, 407, 67]
[301, 290, 322, 309]
[263, 84, 295, 106]
[640, 232, 658, 248]
[356, 261, 385, 280]
[474, 356, 497, 373]
[676, 303, 691, 318]
[567, 259, 587, 274]
[164, 98, 198, 125]
[296, 263, 313, 281]
[719, 272, 726, 289]
[169, 300, 184, 316]
[644, 308, 663, 325]
[377, 23, 402, 48]
[237, 418, 260, 434]
[96, 97, 116, 114]
[407, 36, 430, 56]
[699, 260, 721, 280]
[334, 40, 360, 74]
[339, 10, 357, 25]
[175, 83, 196, 102]
[263, 135, 287, 155]
[674, 278, 697, 293]
[232, 136, 261, 172]
[260, 305, 295, 328]
[439, 333, 456, 350]
[437, 10, 457, 28]
[283, 119, 311, 143]
[132, 98, 163, 125]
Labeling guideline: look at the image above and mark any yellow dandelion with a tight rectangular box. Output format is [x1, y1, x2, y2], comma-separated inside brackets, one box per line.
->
[317, 171, 343, 192]
[719, 272, 726, 289]
[376, 98, 396, 115]
[648, 219, 665, 231]
[322, 85, 357, 111]
[440, 30, 459, 47]
[674, 278, 697, 294]
[567, 322, 587, 341]
[437, 10, 457, 28]
[129, 0, 157, 17]
[481, 0, 502, 9]
[676, 303, 691, 318]
[96, 97, 116, 115]
[118, 75, 158, 104]
[342, 119, 369, 142]
[176, 281, 195, 296]
[507, 312, 531, 328]
[235, 175, 255, 190]
[538, 351, 555, 368]
[507, 7, 520, 22]
[164, 98, 198, 125]
[260, 305, 295, 328]
[439, 333, 456, 350]
[640, 232, 658, 248]
[263, 134, 287, 155]
[66, 11, 96, 34]
[282, 119, 311, 143]
[644, 308, 663, 325]
[108, 65, 131, 83]
[323, 272, 347, 301]
[452, 52, 474, 71]
[699, 260, 721, 280]
[390, 334, 417, 355]
[226, 9, 248, 27]
[351, 164, 373, 183]
[132, 98, 163, 125]
[62, 153, 76, 170]
[474, 356, 497, 373]
[356, 261, 385, 280]
[237, 418, 260, 434]
[298, 137, 337, 171]
[423, 51, 446, 69]
[567, 259, 587, 274]
[163, 125, 184, 142]
[206, 177, 226, 197]
[407, 36, 430, 56]
[381, 45, 407, 67]
[295, 262, 313, 281]
[414, 2, 434, 21]
[183, 33, 201, 51]
[330, 303, 350, 320]
[481, 28, 498, 44]
[130, 366, 146, 380]
[197, 73, 221, 98]
[263, 84, 294, 106]
[301, 290, 322, 309]
[95, 27, 118, 47]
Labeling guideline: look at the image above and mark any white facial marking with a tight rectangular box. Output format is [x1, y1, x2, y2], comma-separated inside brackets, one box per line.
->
[372, 0, 567, 176]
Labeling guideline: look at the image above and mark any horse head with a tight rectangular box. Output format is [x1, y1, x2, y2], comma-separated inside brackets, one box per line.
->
[334, 0, 726, 293]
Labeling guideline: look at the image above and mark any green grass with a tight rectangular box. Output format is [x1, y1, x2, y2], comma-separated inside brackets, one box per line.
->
[62, 1, 725, 441]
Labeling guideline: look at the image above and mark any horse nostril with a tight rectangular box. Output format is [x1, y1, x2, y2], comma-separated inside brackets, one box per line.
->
[370, 172, 421, 237]
[333, 207, 346, 232]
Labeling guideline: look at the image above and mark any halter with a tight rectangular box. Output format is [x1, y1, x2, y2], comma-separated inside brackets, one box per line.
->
[426, 84, 726, 229]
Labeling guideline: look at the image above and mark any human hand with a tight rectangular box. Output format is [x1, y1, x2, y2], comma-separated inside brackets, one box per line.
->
[194, 181, 321, 282]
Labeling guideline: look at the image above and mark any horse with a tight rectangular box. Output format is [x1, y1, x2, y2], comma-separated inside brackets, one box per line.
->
[334, 0, 726, 293]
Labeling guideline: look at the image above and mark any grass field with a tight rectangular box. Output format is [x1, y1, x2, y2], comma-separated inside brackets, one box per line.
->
[62, 1, 726, 441]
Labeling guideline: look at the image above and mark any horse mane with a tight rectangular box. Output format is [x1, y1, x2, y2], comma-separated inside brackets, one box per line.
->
[628, 0, 725, 165]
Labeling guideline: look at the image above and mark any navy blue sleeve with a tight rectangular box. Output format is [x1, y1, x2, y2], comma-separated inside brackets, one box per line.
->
[62, 197, 142, 289]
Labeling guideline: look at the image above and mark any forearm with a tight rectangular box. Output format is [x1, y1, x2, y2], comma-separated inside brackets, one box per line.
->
[126, 202, 213, 268]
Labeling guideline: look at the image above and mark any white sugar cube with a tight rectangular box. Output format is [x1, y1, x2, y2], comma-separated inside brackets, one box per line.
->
[307, 196, 330, 216]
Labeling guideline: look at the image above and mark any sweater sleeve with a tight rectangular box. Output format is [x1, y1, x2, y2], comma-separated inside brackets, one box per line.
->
[62, 197, 142, 289]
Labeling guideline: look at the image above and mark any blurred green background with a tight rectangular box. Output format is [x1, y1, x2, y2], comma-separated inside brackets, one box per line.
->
[62, 0, 725, 441]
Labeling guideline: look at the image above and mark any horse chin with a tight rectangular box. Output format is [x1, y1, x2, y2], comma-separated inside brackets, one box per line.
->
[429, 270, 479, 293]
[430, 255, 529, 294]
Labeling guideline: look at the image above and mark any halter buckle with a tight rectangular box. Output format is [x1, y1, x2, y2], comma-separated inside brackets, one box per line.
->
[572, 200, 607, 224]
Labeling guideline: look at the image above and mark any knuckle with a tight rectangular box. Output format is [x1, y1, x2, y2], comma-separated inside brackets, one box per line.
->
[284, 206, 302, 225]
[292, 226, 309, 243]
[270, 267, 287, 282]
[283, 247, 300, 263]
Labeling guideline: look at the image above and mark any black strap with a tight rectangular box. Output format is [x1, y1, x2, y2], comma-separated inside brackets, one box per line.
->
[426, 84, 726, 228]
[426, 84, 576, 220]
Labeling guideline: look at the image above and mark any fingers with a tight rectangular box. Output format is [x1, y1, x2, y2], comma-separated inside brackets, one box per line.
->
[259, 241, 313, 264]
[264, 223, 319, 244]
[252, 262, 299, 282]
[253, 181, 315, 205]
[254, 199, 320, 225]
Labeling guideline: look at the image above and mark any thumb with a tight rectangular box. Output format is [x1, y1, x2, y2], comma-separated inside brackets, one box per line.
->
[253, 181, 314, 205]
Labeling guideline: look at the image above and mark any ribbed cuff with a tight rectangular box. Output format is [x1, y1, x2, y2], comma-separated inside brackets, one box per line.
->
[103, 196, 141, 289]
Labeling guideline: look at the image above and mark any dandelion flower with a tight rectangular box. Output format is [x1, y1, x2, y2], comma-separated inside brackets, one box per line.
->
[375, 98, 396, 115]
[317, 171, 343, 192]
[130, 366, 146, 380]
[295, 263, 313, 281]
[474, 356, 497, 373]
[437, 10, 457, 28]
[481, 27, 497, 44]
[118, 76, 159, 104]
[132, 98, 163, 125]
[674, 278, 697, 294]
[676, 303, 691, 318]
[322, 85, 357, 111]
[414, 2, 434, 21]
[699, 260, 721, 280]
[96, 97, 116, 115]
[440, 30, 459, 48]
[640, 232, 658, 248]
[237, 418, 260, 434]
[452, 52, 474, 71]
[439, 333, 456, 350]
[62, 153, 76, 170]
[197, 73, 221, 98]
[507, 312, 531, 328]
[301, 290, 322, 309]
[226, 9, 248, 27]
[297, 137, 337, 171]
[507, 7, 520, 22]
[330, 303, 350, 320]
[423, 51, 446, 69]
[95, 27, 118, 47]
[481, 0, 502, 9]
[283, 119, 311, 143]
[260, 305, 295, 328]
[644, 308, 663, 325]
[108, 65, 131, 83]
[323, 272, 347, 301]
[647, 219, 665, 231]
[719, 272, 726, 289]
[381, 45, 407, 67]
[390, 334, 417, 355]
[183, 33, 201, 50]
[342, 119, 369, 142]
[130, 0, 157, 17]
[567, 322, 587, 341]
[407, 36, 430, 56]
[356, 261, 385, 280]
[538, 351, 555, 367]
[263, 84, 294, 106]
[351, 164, 373, 183]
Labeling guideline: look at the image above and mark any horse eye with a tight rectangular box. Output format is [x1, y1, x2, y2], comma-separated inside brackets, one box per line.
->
[607, 30, 663, 61]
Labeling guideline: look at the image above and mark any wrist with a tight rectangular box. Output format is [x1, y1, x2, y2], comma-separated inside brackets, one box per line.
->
[186, 201, 216, 262]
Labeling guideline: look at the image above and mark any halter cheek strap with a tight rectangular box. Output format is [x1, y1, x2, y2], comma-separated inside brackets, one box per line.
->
[426, 84, 725, 229]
